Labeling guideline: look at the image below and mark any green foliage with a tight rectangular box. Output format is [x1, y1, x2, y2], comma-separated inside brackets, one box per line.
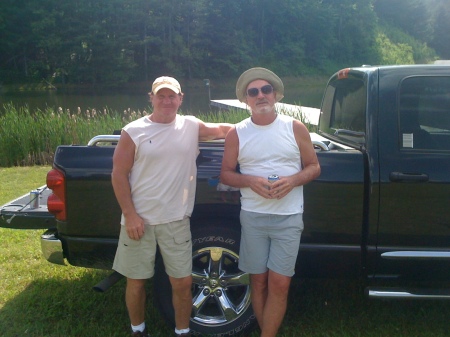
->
[199, 109, 249, 124]
[375, 32, 415, 65]
[375, 24, 438, 64]
[0, 0, 448, 86]
[374, 0, 434, 43]
[0, 101, 320, 167]
[0, 104, 251, 167]
[374, 0, 449, 60]
[429, 0, 450, 59]
[0, 104, 147, 167]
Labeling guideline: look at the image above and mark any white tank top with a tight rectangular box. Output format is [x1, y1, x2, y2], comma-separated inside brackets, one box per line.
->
[236, 114, 303, 214]
[121, 115, 199, 225]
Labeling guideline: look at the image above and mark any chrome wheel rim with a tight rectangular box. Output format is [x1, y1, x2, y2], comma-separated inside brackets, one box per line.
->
[191, 247, 251, 326]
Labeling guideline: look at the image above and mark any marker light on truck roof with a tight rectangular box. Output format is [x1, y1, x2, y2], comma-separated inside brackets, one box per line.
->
[338, 68, 350, 79]
[46, 168, 66, 221]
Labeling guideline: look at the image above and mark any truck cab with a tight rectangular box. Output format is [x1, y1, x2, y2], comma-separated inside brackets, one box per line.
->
[317, 65, 450, 296]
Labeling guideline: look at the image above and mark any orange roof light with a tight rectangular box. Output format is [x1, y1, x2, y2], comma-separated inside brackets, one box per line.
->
[338, 68, 350, 79]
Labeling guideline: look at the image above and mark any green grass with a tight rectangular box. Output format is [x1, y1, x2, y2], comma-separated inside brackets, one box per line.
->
[0, 167, 162, 336]
[1, 167, 450, 336]
[0, 166, 450, 337]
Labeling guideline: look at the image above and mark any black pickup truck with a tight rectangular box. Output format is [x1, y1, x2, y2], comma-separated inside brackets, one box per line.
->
[1, 65, 450, 336]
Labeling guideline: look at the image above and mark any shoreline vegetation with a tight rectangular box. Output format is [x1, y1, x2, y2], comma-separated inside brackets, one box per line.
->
[1, 76, 324, 168]
[1, 75, 329, 94]
[0, 104, 248, 167]
[0, 104, 314, 168]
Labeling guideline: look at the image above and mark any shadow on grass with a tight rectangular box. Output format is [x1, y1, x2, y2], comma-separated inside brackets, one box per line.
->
[0, 269, 173, 337]
[2, 272, 450, 337]
[280, 278, 450, 337]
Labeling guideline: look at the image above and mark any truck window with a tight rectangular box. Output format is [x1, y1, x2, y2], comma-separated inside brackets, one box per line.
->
[399, 76, 450, 151]
[320, 77, 366, 146]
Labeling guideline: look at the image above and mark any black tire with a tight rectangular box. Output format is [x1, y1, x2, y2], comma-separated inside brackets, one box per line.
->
[154, 223, 256, 336]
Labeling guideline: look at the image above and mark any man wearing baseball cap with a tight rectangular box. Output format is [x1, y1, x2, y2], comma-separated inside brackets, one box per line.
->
[112, 76, 233, 337]
[221, 67, 321, 336]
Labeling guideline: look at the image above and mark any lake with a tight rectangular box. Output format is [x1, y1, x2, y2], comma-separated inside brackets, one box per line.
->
[0, 81, 325, 115]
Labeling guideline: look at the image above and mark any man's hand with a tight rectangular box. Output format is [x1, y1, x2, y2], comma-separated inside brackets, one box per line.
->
[124, 213, 146, 240]
[267, 176, 295, 199]
[247, 176, 269, 198]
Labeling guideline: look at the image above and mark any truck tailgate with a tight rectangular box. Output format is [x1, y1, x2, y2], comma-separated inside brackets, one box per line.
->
[0, 186, 56, 229]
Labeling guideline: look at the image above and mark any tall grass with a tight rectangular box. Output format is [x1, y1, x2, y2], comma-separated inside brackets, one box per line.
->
[0, 104, 145, 167]
[1, 102, 312, 168]
[0, 104, 250, 167]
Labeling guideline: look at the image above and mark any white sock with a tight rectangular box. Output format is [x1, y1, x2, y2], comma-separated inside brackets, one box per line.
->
[131, 322, 146, 332]
[175, 327, 190, 334]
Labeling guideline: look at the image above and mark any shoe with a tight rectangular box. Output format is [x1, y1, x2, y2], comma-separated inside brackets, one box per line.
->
[131, 328, 150, 337]
[175, 333, 191, 337]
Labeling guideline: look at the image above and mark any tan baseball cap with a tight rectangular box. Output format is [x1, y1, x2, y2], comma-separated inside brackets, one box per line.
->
[236, 67, 284, 103]
[152, 76, 182, 94]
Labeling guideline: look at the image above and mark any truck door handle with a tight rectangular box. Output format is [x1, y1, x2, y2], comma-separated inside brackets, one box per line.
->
[389, 172, 429, 182]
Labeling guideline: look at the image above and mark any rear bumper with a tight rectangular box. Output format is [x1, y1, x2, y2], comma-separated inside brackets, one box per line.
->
[41, 230, 66, 265]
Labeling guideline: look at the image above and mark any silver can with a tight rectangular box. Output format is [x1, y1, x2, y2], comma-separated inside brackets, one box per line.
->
[29, 190, 40, 209]
[268, 174, 279, 183]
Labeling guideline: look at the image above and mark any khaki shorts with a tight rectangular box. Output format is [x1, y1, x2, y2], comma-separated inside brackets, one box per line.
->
[113, 217, 192, 279]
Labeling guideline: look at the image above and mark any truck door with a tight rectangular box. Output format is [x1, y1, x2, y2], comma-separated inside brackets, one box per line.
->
[377, 75, 450, 281]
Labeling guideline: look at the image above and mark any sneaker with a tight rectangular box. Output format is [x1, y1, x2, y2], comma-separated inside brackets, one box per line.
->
[131, 328, 150, 337]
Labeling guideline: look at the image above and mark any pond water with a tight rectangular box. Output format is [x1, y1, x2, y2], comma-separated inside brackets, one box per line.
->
[0, 83, 324, 115]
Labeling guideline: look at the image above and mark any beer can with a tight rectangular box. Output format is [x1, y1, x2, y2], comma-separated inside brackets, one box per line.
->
[268, 174, 279, 183]
[29, 190, 40, 209]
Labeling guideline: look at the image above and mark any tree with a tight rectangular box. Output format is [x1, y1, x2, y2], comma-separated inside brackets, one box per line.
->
[429, 0, 450, 59]
[0, 0, 447, 86]
[373, 0, 433, 43]
[0, 0, 35, 82]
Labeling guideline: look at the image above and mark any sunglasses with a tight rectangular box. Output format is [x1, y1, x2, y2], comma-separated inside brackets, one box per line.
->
[246, 84, 274, 97]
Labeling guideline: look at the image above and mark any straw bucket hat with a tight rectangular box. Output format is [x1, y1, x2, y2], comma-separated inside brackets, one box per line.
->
[236, 67, 284, 103]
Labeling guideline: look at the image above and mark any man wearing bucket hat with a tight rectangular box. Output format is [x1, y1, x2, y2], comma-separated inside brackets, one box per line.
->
[112, 76, 233, 337]
[221, 67, 320, 336]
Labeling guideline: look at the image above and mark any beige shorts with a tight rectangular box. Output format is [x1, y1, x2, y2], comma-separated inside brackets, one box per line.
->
[113, 217, 192, 279]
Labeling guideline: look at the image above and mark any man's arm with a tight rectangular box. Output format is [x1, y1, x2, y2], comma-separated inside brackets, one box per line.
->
[111, 130, 145, 240]
[293, 119, 321, 184]
[198, 119, 233, 141]
[220, 128, 273, 198]
[293, 120, 320, 182]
